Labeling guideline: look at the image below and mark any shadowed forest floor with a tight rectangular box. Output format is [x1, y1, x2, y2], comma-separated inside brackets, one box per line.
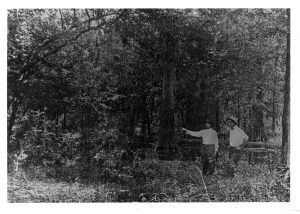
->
[7, 148, 289, 203]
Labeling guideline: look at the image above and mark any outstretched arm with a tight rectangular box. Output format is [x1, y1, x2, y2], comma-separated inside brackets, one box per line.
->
[182, 128, 203, 138]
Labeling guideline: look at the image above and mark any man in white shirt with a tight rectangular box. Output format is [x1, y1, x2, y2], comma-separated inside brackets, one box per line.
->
[226, 116, 249, 177]
[182, 119, 219, 175]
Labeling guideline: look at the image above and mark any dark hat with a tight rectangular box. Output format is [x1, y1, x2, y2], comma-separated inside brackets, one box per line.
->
[204, 119, 213, 125]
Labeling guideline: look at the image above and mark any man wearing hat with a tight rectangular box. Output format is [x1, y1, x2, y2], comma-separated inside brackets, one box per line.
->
[182, 119, 219, 175]
[226, 116, 249, 177]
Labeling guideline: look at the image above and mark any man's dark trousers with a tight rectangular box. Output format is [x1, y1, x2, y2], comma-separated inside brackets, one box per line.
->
[200, 144, 215, 175]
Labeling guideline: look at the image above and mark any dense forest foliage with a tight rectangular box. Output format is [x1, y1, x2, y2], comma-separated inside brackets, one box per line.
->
[7, 8, 290, 202]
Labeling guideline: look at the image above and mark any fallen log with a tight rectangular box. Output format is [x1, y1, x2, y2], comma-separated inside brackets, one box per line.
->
[243, 141, 279, 149]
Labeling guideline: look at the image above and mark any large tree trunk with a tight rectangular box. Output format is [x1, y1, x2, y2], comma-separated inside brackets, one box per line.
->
[215, 99, 220, 132]
[7, 11, 20, 144]
[142, 95, 153, 146]
[272, 60, 279, 132]
[281, 8, 290, 166]
[184, 95, 193, 128]
[62, 112, 67, 130]
[128, 105, 136, 138]
[158, 65, 175, 153]
[253, 87, 267, 141]
[204, 94, 211, 123]
[7, 97, 19, 143]
[272, 89, 277, 132]
[237, 93, 240, 127]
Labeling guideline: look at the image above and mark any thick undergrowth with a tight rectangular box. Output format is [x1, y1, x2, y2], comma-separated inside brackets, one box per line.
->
[8, 148, 289, 203]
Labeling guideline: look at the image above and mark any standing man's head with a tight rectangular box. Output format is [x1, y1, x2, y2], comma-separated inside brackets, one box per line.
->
[226, 116, 238, 129]
[204, 119, 213, 129]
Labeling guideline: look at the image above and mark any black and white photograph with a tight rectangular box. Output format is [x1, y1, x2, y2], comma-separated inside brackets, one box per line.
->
[4, 1, 300, 212]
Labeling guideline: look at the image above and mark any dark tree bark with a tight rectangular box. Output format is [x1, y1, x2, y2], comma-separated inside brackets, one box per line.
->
[185, 94, 194, 129]
[204, 94, 211, 123]
[237, 93, 240, 127]
[55, 113, 59, 138]
[142, 95, 153, 146]
[158, 64, 175, 153]
[272, 59, 279, 132]
[128, 105, 136, 138]
[62, 113, 67, 130]
[215, 99, 220, 132]
[145, 112, 153, 145]
[7, 11, 21, 143]
[253, 87, 267, 141]
[281, 8, 290, 166]
[7, 97, 20, 143]
[272, 89, 277, 132]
